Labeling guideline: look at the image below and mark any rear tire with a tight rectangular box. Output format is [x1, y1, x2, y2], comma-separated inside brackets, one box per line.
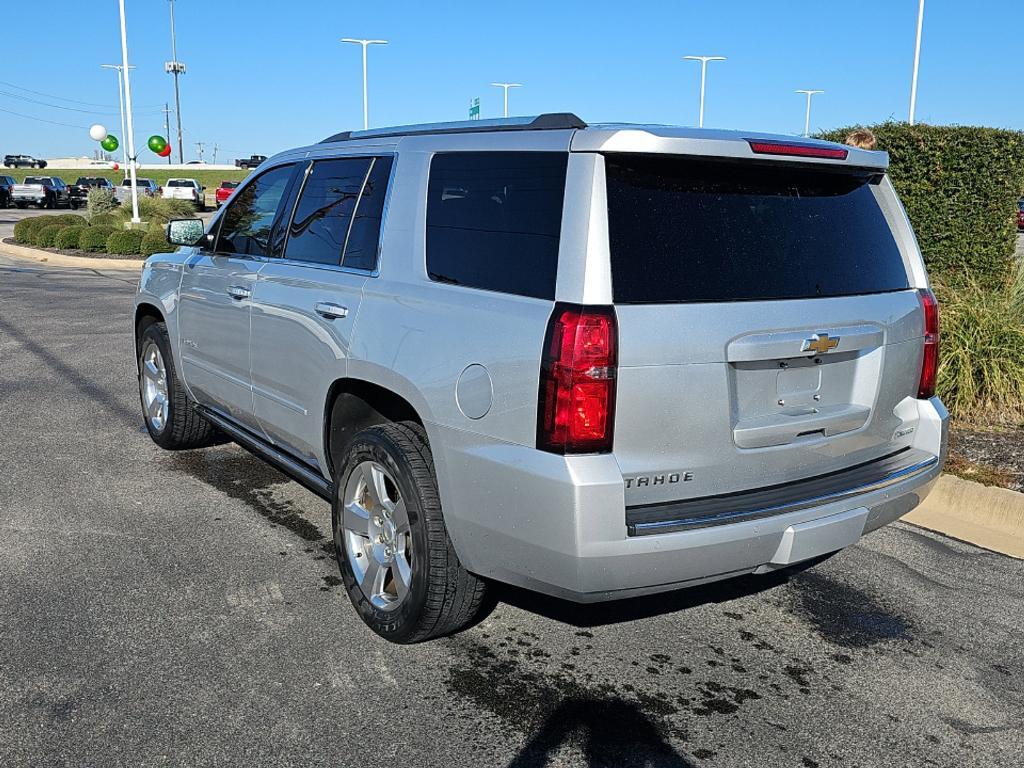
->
[332, 421, 487, 643]
[137, 320, 222, 450]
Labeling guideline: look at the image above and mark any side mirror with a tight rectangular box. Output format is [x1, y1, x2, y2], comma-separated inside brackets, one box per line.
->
[166, 218, 207, 247]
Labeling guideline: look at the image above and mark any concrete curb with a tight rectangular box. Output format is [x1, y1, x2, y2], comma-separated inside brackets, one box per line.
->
[0, 240, 144, 271]
[905, 474, 1024, 559]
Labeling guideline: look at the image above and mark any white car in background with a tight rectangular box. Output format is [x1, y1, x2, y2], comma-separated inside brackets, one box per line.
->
[162, 178, 205, 211]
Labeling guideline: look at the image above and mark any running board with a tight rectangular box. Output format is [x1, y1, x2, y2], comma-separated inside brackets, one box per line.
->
[198, 407, 334, 501]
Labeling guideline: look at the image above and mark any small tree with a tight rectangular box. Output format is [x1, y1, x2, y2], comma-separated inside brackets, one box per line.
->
[87, 187, 118, 218]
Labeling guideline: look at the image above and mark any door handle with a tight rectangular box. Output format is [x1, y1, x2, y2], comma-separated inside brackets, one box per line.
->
[226, 285, 251, 300]
[314, 302, 349, 320]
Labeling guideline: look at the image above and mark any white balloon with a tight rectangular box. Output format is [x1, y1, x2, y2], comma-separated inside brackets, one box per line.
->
[89, 124, 108, 141]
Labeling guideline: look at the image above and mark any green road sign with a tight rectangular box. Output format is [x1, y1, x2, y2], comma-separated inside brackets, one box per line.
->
[469, 98, 480, 120]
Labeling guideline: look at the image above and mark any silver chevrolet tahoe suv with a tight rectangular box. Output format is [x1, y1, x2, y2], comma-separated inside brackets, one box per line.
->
[134, 114, 947, 643]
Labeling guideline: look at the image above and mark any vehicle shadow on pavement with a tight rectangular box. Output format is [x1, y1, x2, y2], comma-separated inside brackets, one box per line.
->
[491, 565, 811, 629]
[506, 697, 694, 768]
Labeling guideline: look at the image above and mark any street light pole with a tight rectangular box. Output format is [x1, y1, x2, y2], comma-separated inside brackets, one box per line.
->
[341, 38, 388, 130]
[795, 89, 824, 137]
[117, 0, 140, 223]
[909, 0, 925, 125]
[100, 64, 133, 170]
[490, 82, 522, 118]
[682, 55, 726, 128]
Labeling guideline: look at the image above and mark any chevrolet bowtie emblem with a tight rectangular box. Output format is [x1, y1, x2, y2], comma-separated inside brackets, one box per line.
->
[801, 333, 840, 355]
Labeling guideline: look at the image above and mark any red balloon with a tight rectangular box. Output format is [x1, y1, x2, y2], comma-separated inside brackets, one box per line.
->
[158, 144, 172, 158]
[111, 162, 120, 171]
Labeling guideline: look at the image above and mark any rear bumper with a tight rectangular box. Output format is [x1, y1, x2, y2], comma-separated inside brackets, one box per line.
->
[434, 396, 948, 603]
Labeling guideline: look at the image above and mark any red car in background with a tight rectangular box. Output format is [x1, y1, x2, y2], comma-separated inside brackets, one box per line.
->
[215, 180, 239, 207]
[1018, 199, 1024, 231]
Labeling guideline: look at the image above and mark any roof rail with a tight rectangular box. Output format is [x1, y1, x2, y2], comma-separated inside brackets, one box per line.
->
[320, 112, 586, 144]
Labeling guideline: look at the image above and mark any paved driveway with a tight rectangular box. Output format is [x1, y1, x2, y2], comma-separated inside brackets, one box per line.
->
[1, 263, 1022, 768]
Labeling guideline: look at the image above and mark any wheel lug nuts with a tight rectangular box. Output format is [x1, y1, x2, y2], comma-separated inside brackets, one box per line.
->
[373, 516, 382, 526]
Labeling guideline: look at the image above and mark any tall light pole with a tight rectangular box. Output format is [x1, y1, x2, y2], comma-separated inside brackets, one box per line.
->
[100, 64, 133, 170]
[909, 0, 925, 125]
[165, 0, 186, 164]
[117, 0, 140, 223]
[682, 55, 726, 128]
[795, 89, 824, 137]
[341, 38, 388, 130]
[490, 82, 521, 118]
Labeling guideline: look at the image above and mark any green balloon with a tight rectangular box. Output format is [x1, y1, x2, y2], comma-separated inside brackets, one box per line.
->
[147, 135, 168, 153]
[101, 135, 119, 152]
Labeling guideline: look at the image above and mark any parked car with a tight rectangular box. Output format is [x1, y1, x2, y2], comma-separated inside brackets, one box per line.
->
[162, 178, 205, 210]
[135, 114, 947, 643]
[1018, 199, 1024, 232]
[68, 177, 116, 209]
[4, 154, 47, 169]
[214, 180, 239, 207]
[0, 175, 15, 207]
[115, 177, 160, 203]
[11, 176, 69, 208]
[234, 154, 267, 169]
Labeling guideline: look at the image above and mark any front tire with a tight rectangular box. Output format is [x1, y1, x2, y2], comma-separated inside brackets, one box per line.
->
[137, 320, 222, 450]
[333, 421, 487, 643]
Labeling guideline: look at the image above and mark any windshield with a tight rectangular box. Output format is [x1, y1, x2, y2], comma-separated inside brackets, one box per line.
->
[604, 155, 909, 304]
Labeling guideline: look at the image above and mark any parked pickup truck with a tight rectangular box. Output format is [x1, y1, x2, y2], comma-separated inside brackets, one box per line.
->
[115, 177, 160, 204]
[68, 177, 116, 209]
[162, 178, 205, 210]
[136, 114, 947, 643]
[234, 154, 267, 169]
[214, 180, 239, 207]
[11, 176, 69, 208]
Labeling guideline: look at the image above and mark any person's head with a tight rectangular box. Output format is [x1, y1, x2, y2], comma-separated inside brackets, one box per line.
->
[845, 128, 877, 151]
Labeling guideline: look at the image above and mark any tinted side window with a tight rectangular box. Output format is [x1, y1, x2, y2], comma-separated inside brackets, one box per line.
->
[426, 152, 567, 300]
[284, 157, 371, 266]
[342, 157, 393, 271]
[216, 164, 294, 257]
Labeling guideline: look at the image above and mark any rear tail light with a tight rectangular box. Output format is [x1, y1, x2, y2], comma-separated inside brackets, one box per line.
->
[747, 140, 849, 160]
[917, 289, 940, 399]
[537, 304, 617, 454]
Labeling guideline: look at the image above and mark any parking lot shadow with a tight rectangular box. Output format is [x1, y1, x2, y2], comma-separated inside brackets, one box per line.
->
[506, 697, 694, 768]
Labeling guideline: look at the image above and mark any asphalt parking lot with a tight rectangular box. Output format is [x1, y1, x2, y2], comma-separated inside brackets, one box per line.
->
[1, 263, 1022, 768]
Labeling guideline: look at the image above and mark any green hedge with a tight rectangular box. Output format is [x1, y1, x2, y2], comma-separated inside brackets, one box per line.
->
[12, 216, 50, 243]
[89, 212, 121, 228]
[48, 213, 88, 228]
[105, 229, 147, 256]
[54, 226, 87, 250]
[818, 123, 1024, 290]
[140, 227, 169, 257]
[119, 196, 195, 224]
[33, 224, 65, 248]
[79, 226, 117, 253]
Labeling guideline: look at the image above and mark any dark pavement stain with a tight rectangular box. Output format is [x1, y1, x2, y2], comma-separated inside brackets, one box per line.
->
[167, 448, 327, 542]
[786, 571, 911, 648]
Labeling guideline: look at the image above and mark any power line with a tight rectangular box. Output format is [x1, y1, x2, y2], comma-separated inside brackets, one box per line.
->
[0, 78, 164, 110]
[0, 105, 87, 129]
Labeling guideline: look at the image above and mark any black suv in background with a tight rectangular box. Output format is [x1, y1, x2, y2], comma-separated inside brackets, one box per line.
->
[4, 154, 47, 169]
[0, 175, 15, 207]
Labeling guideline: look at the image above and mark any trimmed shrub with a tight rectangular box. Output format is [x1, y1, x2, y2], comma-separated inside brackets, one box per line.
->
[140, 227, 170, 257]
[13, 216, 51, 243]
[87, 187, 118, 217]
[49, 213, 88, 228]
[818, 123, 1024, 290]
[105, 229, 147, 256]
[79, 226, 117, 253]
[89, 212, 121, 229]
[33, 224, 66, 248]
[935, 266, 1024, 423]
[54, 226, 87, 250]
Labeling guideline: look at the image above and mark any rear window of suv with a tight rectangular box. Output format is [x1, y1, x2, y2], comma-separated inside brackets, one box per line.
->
[605, 155, 909, 304]
[426, 152, 567, 300]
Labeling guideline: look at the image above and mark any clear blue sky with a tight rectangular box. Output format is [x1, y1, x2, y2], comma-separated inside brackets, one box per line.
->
[1, 0, 1017, 161]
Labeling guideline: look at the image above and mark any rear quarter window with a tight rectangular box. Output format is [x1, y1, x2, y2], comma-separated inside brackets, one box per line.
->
[426, 151, 567, 300]
[605, 155, 909, 304]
